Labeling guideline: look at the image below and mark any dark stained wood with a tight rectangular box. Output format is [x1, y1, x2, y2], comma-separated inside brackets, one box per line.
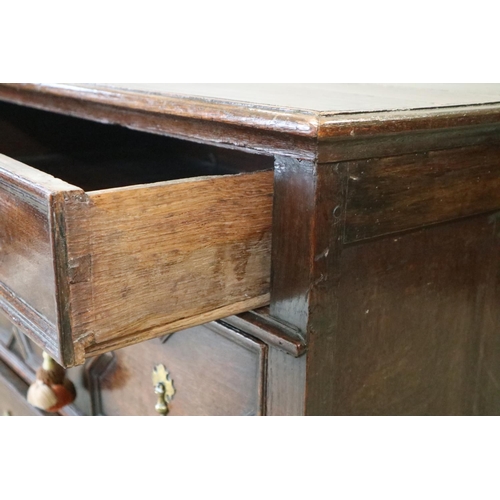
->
[2, 84, 500, 416]
[303, 162, 348, 415]
[318, 104, 500, 139]
[2, 84, 500, 162]
[87, 322, 267, 416]
[474, 212, 500, 415]
[269, 157, 349, 415]
[344, 144, 500, 243]
[0, 100, 275, 190]
[223, 307, 306, 357]
[5, 83, 500, 128]
[329, 214, 500, 415]
[317, 124, 500, 163]
[0, 102, 272, 181]
[0, 84, 317, 160]
[270, 156, 316, 335]
[268, 149, 500, 415]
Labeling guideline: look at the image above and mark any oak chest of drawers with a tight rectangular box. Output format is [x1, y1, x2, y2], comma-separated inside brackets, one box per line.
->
[1, 83, 500, 415]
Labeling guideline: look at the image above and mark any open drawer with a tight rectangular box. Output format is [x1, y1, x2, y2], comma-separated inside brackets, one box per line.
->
[0, 103, 273, 367]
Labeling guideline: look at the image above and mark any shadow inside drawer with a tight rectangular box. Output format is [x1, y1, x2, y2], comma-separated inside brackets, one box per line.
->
[0, 100, 273, 191]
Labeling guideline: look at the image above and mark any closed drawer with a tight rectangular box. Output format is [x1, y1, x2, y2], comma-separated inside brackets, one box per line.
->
[0, 309, 267, 416]
[86, 321, 267, 416]
[0, 360, 49, 416]
[0, 103, 273, 367]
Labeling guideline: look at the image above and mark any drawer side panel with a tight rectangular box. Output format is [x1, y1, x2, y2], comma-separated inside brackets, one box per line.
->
[0, 157, 60, 355]
[0, 156, 84, 365]
[67, 170, 273, 357]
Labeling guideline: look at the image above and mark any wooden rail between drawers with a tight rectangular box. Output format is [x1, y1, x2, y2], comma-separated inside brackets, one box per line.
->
[343, 144, 500, 243]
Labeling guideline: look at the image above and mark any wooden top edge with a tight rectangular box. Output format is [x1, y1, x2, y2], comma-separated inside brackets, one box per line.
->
[0, 154, 83, 196]
[0, 83, 319, 137]
[69, 83, 500, 116]
[318, 103, 500, 139]
[1, 83, 500, 145]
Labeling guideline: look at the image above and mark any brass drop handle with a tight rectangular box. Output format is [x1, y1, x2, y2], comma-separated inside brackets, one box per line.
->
[152, 364, 175, 416]
[154, 383, 169, 416]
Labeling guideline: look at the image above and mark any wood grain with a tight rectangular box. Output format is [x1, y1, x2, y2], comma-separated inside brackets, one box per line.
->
[0, 107, 274, 366]
[331, 214, 500, 415]
[317, 123, 500, 163]
[270, 156, 316, 335]
[0, 155, 82, 363]
[303, 162, 348, 415]
[0, 154, 272, 366]
[344, 144, 500, 243]
[87, 322, 267, 416]
[5, 83, 500, 127]
[3, 84, 500, 416]
[0, 84, 317, 160]
[474, 212, 500, 415]
[63, 170, 273, 362]
[2, 84, 500, 161]
[269, 157, 348, 415]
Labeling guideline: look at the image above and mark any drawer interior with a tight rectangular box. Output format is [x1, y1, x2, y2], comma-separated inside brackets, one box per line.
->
[0, 100, 273, 191]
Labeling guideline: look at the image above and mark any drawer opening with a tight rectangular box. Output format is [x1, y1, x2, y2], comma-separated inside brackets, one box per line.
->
[0, 100, 274, 367]
[0, 101, 274, 191]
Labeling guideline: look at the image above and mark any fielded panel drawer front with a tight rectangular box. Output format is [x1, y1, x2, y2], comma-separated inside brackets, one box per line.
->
[87, 322, 267, 416]
[0, 107, 273, 368]
[0, 310, 267, 416]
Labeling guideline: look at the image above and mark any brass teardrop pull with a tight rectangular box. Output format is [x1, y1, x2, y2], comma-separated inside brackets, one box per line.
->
[154, 383, 168, 416]
[152, 364, 175, 416]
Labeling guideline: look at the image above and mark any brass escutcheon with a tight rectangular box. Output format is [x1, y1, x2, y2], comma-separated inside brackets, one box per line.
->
[152, 364, 175, 416]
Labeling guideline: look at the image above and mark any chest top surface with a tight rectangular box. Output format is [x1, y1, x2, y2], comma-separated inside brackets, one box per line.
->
[82, 83, 500, 114]
[1, 83, 500, 159]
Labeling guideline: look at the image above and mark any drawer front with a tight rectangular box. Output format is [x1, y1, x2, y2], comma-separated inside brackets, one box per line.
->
[87, 322, 267, 416]
[0, 104, 273, 367]
[0, 311, 267, 416]
[0, 360, 48, 416]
